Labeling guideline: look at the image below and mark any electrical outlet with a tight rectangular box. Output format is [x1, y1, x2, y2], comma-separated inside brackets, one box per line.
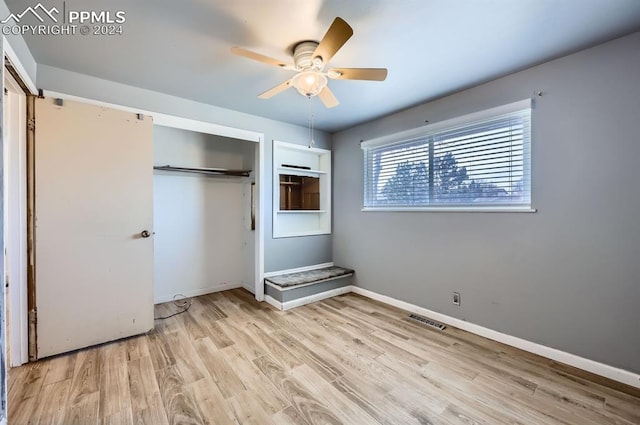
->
[452, 292, 461, 306]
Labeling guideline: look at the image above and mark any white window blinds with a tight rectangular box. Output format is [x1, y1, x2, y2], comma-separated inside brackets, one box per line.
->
[363, 100, 531, 210]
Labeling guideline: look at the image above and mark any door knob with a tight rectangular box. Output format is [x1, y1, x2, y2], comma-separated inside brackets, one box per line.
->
[141, 230, 151, 238]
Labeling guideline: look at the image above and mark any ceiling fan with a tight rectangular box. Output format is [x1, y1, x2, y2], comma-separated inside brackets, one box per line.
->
[231, 17, 388, 108]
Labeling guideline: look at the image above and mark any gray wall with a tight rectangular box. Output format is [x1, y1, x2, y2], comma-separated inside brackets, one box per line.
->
[36, 65, 332, 273]
[332, 32, 640, 373]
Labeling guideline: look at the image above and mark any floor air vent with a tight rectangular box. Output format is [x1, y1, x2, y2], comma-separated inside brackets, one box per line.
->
[408, 314, 446, 331]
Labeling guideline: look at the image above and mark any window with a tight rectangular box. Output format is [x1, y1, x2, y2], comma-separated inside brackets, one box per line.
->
[362, 100, 532, 211]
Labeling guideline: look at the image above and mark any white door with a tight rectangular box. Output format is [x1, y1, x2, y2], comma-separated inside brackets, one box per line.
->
[34, 97, 154, 358]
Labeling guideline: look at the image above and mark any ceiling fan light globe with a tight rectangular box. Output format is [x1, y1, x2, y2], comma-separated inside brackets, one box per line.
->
[291, 71, 327, 97]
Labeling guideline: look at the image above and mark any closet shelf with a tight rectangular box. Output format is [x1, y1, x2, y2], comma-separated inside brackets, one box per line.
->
[154, 165, 251, 177]
[278, 166, 327, 174]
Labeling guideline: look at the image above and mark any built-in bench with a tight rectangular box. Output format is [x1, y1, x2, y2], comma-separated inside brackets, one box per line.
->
[264, 264, 354, 310]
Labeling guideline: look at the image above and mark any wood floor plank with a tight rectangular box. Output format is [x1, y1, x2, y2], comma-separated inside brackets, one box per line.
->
[216, 319, 267, 359]
[226, 390, 277, 425]
[242, 321, 303, 370]
[180, 310, 209, 341]
[7, 360, 30, 396]
[20, 360, 48, 400]
[385, 386, 450, 424]
[271, 405, 313, 425]
[124, 335, 151, 362]
[67, 349, 101, 406]
[8, 290, 640, 425]
[155, 365, 207, 425]
[219, 344, 289, 415]
[189, 378, 237, 425]
[101, 408, 135, 425]
[31, 380, 71, 425]
[162, 330, 210, 385]
[289, 364, 382, 425]
[193, 339, 246, 399]
[374, 353, 453, 415]
[272, 329, 343, 382]
[130, 391, 170, 425]
[8, 388, 39, 425]
[42, 352, 77, 386]
[331, 374, 426, 425]
[603, 396, 640, 424]
[147, 329, 177, 371]
[253, 354, 344, 425]
[127, 357, 151, 414]
[201, 319, 235, 349]
[62, 390, 100, 425]
[99, 341, 132, 418]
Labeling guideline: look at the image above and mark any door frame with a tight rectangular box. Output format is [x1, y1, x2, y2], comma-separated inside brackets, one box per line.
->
[42, 90, 266, 304]
[2, 37, 37, 367]
[3, 69, 28, 367]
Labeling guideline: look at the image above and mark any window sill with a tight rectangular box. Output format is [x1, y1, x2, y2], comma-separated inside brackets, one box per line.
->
[361, 206, 537, 213]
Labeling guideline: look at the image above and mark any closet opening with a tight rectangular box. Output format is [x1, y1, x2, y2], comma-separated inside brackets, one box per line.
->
[152, 126, 260, 303]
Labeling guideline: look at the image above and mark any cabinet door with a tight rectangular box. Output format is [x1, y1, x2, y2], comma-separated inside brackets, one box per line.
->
[34, 97, 154, 358]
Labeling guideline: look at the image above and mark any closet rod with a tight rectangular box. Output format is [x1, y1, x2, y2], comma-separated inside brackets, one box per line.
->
[153, 165, 251, 177]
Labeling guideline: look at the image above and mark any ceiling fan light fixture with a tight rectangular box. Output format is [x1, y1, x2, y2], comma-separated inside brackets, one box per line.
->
[291, 70, 327, 97]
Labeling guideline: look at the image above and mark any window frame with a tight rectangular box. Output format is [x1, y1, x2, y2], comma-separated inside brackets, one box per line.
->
[361, 99, 535, 213]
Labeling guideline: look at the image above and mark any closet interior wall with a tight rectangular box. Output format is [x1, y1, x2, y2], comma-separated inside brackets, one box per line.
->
[153, 125, 256, 303]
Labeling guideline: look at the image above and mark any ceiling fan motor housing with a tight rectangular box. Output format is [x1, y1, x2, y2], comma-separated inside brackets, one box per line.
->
[293, 41, 322, 71]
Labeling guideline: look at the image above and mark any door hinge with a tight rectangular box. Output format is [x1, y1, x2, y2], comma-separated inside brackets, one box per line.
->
[27, 117, 36, 131]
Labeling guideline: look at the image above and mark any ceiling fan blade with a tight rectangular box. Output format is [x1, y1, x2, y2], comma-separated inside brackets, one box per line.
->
[313, 17, 353, 65]
[318, 86, 339, 108]
[258, 79, 292, 99]
[328, 68, 388, 81]
[231, 46, 294, 69]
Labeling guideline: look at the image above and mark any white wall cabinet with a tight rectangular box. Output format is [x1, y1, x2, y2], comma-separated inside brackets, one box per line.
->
[273, 141, 331, 238]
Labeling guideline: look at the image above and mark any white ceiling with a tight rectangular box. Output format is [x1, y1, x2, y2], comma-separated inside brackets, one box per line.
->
[7, 0, 640, 132]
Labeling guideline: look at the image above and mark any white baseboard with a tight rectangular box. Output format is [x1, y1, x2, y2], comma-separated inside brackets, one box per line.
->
[265, 295, 283, 310]
[265, 286, 352, 311]
[154, 283, 242, 304]
[242, 281, 255, 294]
[263, 262, 334, 278]
[351, 286, 640, 389]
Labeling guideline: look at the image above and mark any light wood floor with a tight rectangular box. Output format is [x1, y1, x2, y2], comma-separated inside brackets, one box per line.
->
[8, 289, 640, 424]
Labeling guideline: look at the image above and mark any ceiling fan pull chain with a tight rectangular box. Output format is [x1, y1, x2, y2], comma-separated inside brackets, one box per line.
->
[308, 95, 316, 148]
